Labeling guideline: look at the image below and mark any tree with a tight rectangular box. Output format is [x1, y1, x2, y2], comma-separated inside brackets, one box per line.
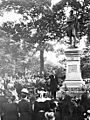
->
[1, 0, 90, 77]
[0, 29, 16, 76]
[81, 47, 90, 78]
[0, 0, 54, 76]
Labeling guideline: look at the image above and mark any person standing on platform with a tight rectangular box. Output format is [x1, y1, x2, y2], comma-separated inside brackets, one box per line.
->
[49, 71, 58, 99]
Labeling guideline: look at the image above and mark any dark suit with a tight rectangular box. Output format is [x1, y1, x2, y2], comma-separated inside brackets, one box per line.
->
[0, 96, 8, 120]
[0, 96, 7, 114]
[18, 99, 31, 120]
[33, 100, 51, 120]
[2, 102, 19, 120]
[49, 74, 58, 99]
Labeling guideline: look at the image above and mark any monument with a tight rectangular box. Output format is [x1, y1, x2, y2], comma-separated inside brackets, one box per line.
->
[63, 10, 85, 91]
[63, 48, 85, 88]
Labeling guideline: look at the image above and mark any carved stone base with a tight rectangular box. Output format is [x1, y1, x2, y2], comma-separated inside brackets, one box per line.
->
[63, 80, 85, 88]
[63, 47, 85, 88]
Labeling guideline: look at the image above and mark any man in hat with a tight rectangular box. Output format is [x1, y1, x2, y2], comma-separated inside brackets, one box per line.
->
[18, 88, 32, 120]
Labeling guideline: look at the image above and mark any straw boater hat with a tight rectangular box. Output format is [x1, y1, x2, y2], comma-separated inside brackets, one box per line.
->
[21, 88, 29, 94]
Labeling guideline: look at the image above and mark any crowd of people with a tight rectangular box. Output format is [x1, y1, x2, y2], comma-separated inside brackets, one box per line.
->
[0, 85, 90, 120]
[0, 73, 90, 120]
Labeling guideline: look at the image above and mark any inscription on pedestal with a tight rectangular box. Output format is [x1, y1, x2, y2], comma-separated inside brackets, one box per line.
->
[67, 57, 79, 61]
[68, 65, 77, 73]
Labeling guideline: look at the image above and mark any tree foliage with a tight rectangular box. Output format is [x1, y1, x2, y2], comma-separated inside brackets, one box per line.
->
[81, 47, 90, 78]
[1, 0, 90, 78]
[0, 0, 54, 76]
[0, 0, 52, 42]
[0, 28, 40, 77]
[1, 0, 90, 43]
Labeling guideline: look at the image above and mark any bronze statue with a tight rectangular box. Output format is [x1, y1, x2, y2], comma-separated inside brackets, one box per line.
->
[66, 10, 79, 48]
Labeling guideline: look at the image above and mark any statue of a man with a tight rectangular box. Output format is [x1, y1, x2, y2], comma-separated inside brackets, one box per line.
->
[66, 10, 79, 48]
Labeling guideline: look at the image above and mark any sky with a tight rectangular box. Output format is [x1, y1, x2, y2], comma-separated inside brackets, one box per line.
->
[0, 10, 23, 25]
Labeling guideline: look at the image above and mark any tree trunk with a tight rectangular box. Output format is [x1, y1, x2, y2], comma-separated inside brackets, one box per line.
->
[39, 41, 45, 77]
[13, 60, 16, 75]
[40, 48, 44, 77]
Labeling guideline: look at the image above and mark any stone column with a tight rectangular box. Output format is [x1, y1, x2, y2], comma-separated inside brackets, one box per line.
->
[63, 47, 85, 88]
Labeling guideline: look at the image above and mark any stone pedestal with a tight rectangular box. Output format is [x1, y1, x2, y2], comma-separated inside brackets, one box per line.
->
[63, 47, 85, 88]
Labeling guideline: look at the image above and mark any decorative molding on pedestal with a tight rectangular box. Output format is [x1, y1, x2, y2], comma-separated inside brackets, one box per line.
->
[63, 47, 85, 88]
